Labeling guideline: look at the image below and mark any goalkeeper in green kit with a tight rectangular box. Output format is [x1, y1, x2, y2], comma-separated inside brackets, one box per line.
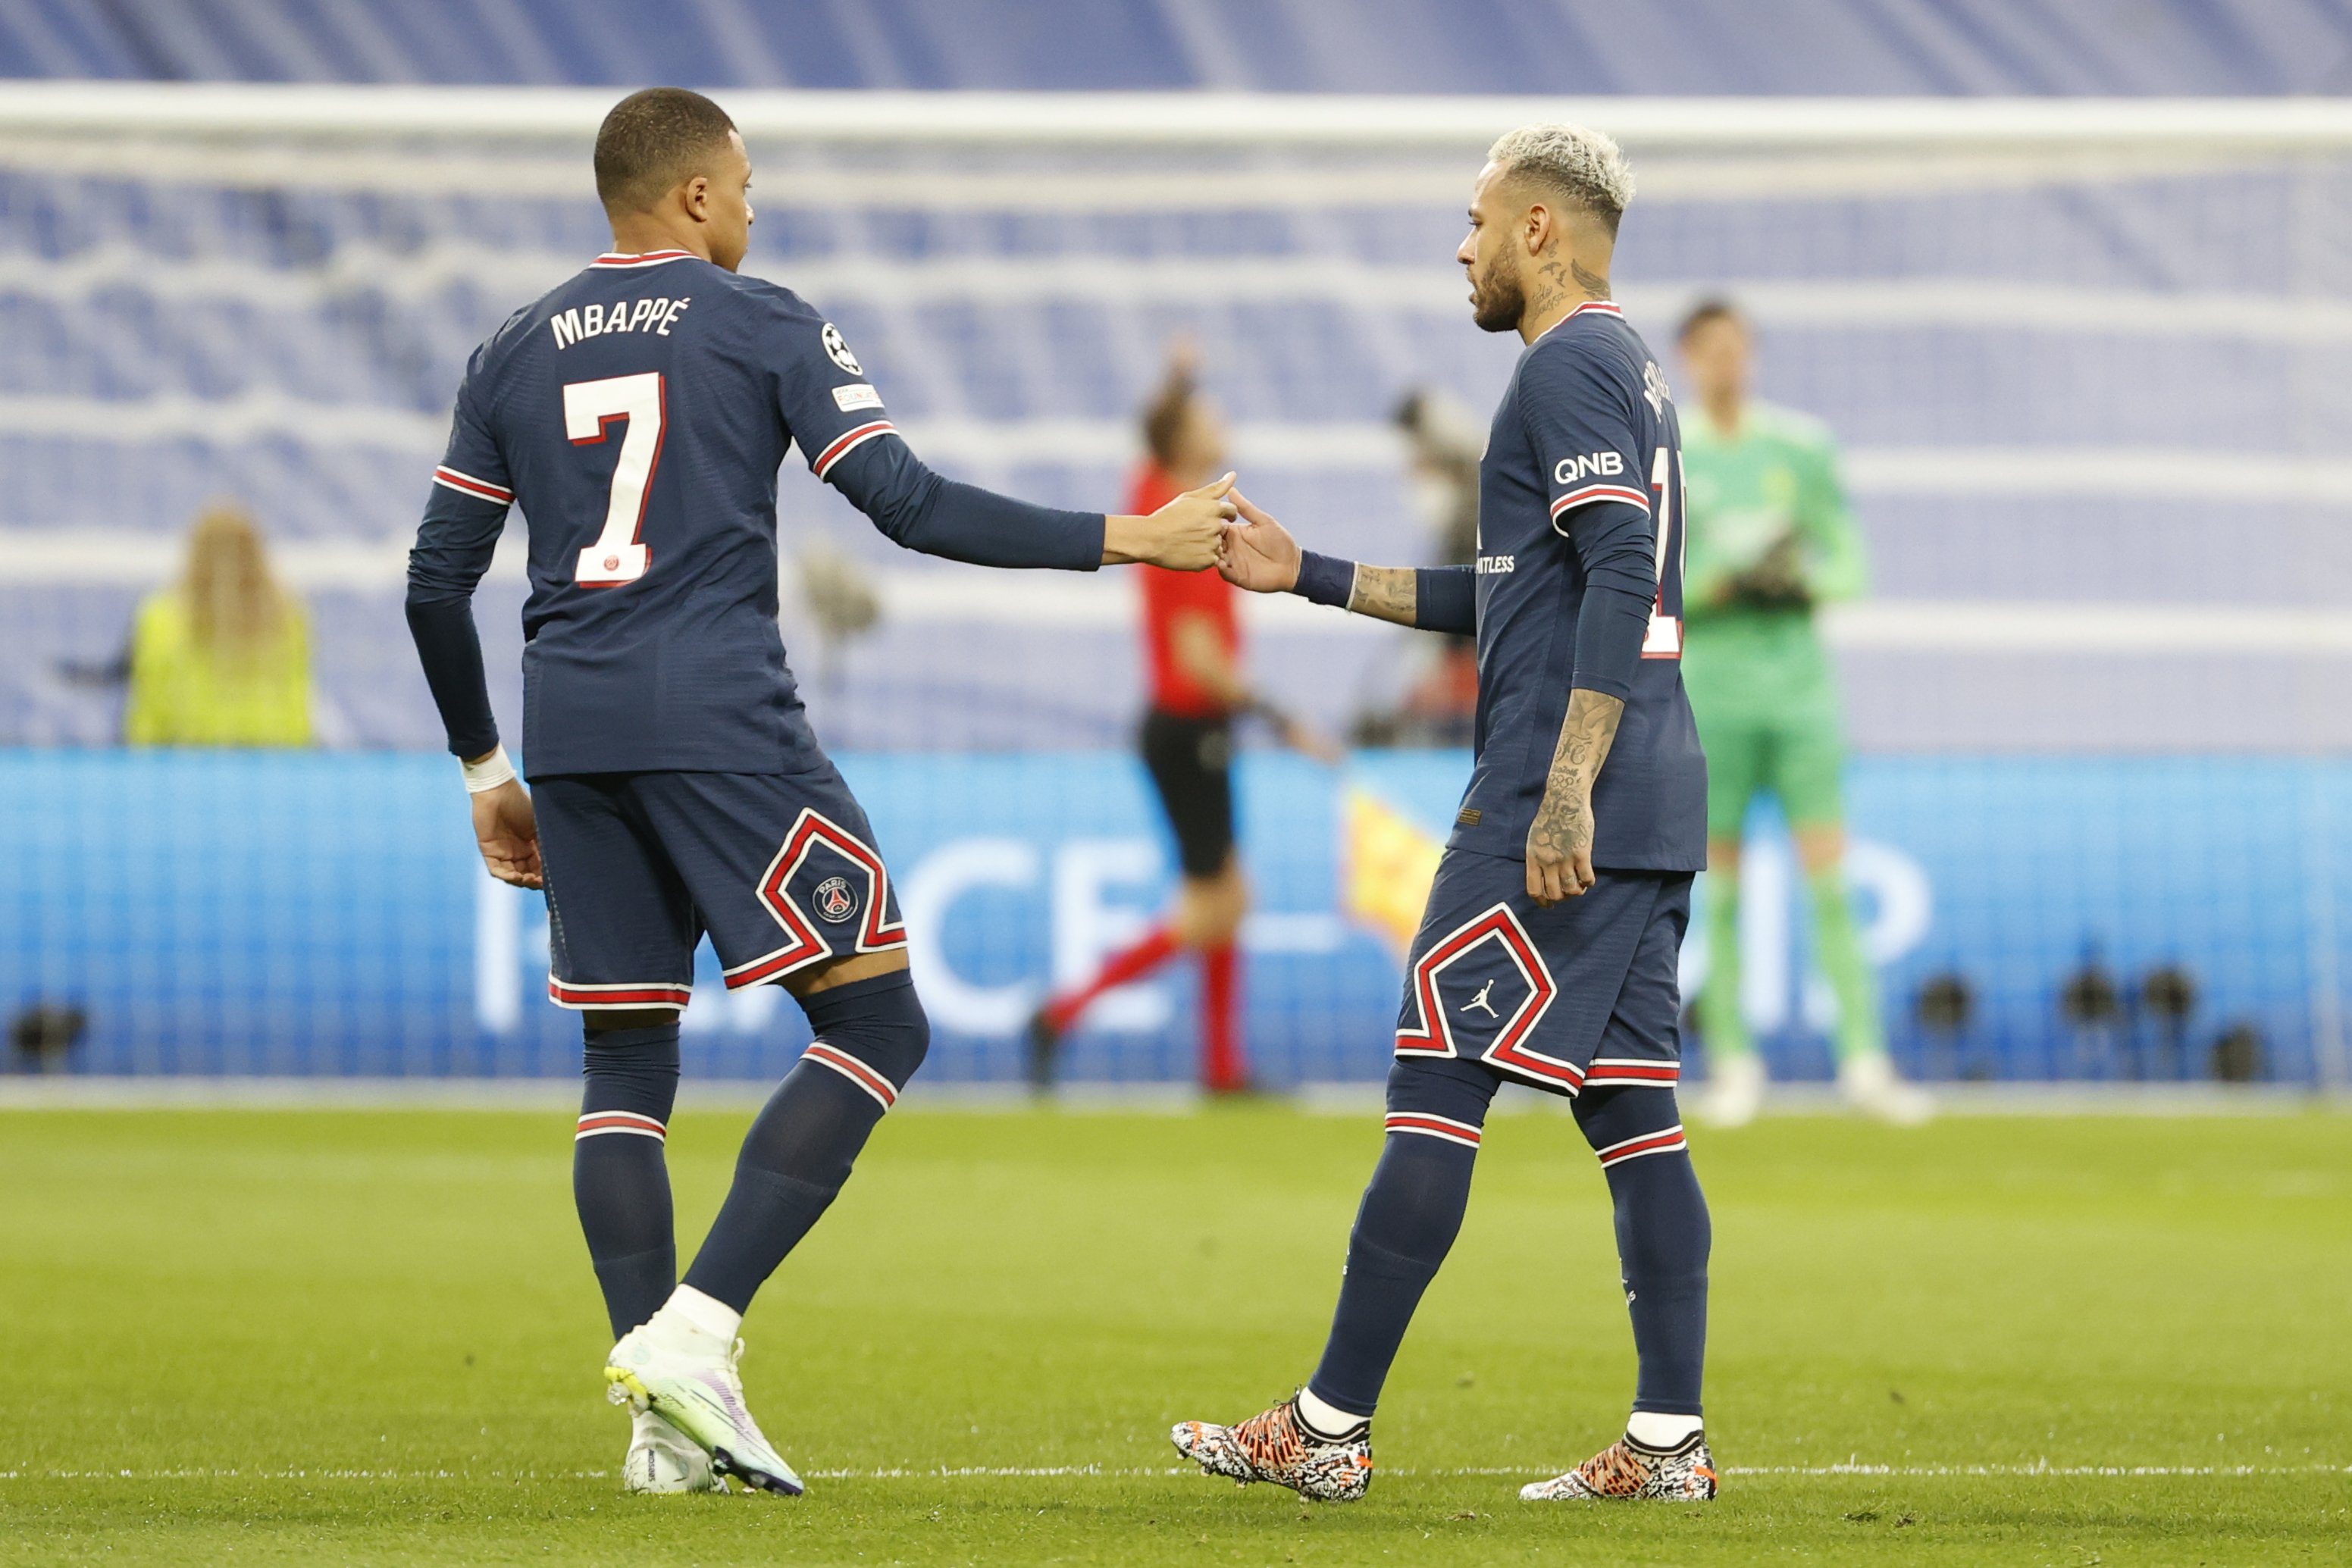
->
[1677, 300, 1928, 1127]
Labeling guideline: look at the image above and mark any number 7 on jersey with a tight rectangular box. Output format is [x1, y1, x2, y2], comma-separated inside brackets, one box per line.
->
[565, 371, 666, 587]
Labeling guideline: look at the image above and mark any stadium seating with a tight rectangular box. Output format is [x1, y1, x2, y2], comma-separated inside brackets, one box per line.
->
[2, 130, 2348, 756]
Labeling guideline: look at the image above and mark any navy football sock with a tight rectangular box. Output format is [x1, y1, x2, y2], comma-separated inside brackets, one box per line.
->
[1574, 1085, 1710, 1417]
[574, 1022, 681, 1339]
[1304, 1060, 1495, 1419]
[683, 970, 929, 1315]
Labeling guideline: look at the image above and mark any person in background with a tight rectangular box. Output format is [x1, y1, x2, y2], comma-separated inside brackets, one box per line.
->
[1028, 343, 1333, 1094]
[1674, 299, 1927, 1126]
[124, 503, 313, 748]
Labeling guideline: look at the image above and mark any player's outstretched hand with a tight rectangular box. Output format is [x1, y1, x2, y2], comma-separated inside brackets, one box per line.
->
[1218, 491, 1302, 594]
[1109, 472, 1236, 571]
[472, 778, 543, 890]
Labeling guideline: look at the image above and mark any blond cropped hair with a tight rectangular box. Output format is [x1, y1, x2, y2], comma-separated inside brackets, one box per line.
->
[1485, 122, 1635, 236]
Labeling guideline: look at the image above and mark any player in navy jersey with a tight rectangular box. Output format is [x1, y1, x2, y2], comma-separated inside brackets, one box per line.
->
[1173, 124, 1718, 1505]
[406, 89, 1233, 1496]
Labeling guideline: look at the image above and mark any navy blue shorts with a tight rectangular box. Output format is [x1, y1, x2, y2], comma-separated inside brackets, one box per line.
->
[532, 765, 905, 1012]
[1392, 848, 1693, 1097]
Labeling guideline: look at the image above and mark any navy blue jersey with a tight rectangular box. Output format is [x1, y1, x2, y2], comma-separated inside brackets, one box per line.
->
[408, 248, 1103, 777]
[1448, 300, 1707, 872]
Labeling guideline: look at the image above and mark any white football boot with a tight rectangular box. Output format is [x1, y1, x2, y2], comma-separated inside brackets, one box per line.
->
[1697, 1052, 1766, 1128]
[622, 1407, 724, 1494]
[1838, 1050, 1934, 1125]
[606, 1316, 805, 1496]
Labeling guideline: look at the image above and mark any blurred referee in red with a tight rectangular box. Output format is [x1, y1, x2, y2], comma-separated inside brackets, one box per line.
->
[1029, 343, 1333, 1094]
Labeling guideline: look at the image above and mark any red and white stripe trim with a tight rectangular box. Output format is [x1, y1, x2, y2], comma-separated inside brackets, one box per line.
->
[1494, 1055, 1586, 1094]
[1582, 1058, 1681, 1088]
[546, 978, 693, 1011]
[589, 249, 695, 269]
[575, 1110, 666, 1143]
[802, 1041, 898, 1112]
[1383, 1111, 1483, 1149]
[1534, 299, 1627, 341]
[1594, 1124, 1690, 1168]
[1550, 483, 1651, 519]
[433, 465, 513, 504]
[810, 420, 899, 480]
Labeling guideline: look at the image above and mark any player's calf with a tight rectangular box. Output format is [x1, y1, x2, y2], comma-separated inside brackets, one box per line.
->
[1175, 1059, 1493, 1506]
[574, 1019, 681, 1338]
[1298, 1058, 1493, 1418]
[681, 968, 929, 1311]
[1571, 1082, 1714, 1491]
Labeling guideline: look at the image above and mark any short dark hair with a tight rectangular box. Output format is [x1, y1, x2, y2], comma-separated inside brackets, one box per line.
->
[593, 88, 738, 213]
[1678, 296, 1746, 342]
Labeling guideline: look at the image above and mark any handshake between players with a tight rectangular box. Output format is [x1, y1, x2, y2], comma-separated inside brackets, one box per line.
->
[1107, 471, 1237, 571]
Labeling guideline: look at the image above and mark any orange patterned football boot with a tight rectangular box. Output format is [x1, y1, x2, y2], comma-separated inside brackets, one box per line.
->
[1173, 1394, 1373, 1502]
[1520, 1430, 1718, 1501]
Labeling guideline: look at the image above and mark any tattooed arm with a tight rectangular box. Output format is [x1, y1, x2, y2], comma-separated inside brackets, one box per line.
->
[1339, 565, 1420, 627]
[1219, 492, 1478, 634]
[1524, 553, 1653, 904]
[1524, 688, 1624, 905]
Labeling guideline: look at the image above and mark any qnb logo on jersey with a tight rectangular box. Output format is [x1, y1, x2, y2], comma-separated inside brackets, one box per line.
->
[1553, 451, 1626, 485]
[813, 875, 860, 925]
[1476, 554, 1515, 575]
[821, 323, 862, 375]
[552, 296, 691, 350]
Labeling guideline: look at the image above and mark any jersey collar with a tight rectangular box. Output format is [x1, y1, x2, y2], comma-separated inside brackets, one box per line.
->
[1532, 298, 1624, 343]
[590, 249, 696, 269]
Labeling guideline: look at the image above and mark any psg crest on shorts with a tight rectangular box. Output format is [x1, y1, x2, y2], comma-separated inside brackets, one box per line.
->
[813, 875, 860, 924]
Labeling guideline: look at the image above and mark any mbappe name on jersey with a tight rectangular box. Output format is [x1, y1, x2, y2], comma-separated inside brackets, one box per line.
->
[550, 296, 691, 350]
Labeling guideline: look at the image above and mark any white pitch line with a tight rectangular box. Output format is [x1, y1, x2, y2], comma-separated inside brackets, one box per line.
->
[5, 1463, 2344, 1481]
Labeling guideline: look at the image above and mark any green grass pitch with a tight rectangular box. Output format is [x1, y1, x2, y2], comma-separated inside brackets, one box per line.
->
[2, 1100, 2345, 1565]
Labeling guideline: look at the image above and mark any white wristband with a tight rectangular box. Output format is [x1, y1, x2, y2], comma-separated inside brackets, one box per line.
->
[461, 745, 517, 794]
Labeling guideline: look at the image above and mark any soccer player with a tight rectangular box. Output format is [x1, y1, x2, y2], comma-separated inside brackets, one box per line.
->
[1174, 124, 1717, 1505]
[405, 88, 1232, 1496]
[1026, 344, 1332, 1095]
[1675, 299, 1929, 1127]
